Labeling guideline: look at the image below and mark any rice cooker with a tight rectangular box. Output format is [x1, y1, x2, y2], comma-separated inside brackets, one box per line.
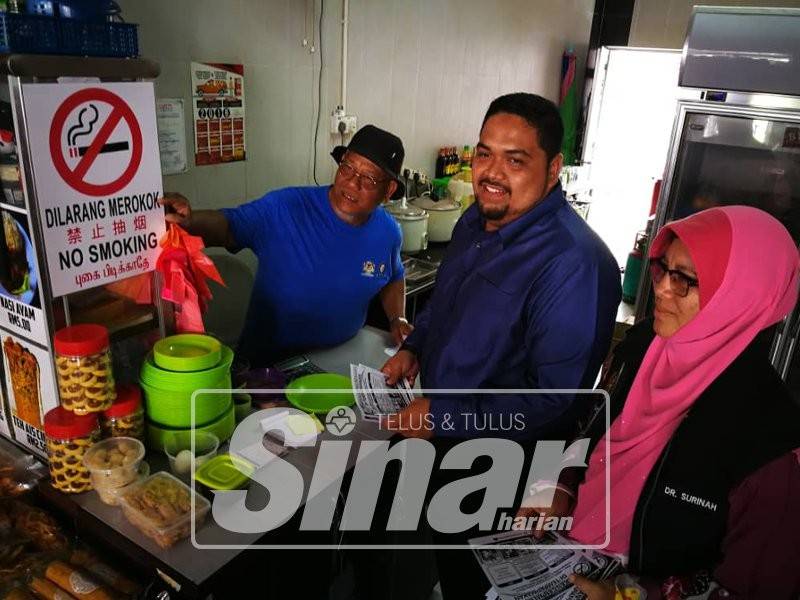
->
[386, 201, 428, 254]
[410, 195, 462, 242]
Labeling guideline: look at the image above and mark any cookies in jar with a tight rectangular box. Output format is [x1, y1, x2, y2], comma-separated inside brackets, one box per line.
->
[54, 325, 115, 415]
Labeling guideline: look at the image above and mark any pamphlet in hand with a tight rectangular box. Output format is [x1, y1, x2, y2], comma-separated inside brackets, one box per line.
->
[349, 363, 414, 421]
[470, 531, 623, 600]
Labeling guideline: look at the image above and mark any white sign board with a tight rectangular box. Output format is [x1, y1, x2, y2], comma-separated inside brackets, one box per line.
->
[22, 82, 165, 297]
[156, 98, 188, 175]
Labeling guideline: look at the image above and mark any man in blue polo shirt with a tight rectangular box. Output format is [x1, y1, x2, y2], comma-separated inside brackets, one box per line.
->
[160, 125, 412, 365]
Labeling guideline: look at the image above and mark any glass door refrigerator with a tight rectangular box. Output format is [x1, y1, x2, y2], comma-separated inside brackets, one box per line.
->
[635, 6, 800, 398]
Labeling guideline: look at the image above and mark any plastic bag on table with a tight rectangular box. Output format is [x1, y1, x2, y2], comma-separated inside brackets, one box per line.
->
[0, 444, 46, 499]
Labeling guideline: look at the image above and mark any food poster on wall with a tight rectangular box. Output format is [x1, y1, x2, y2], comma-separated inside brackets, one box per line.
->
[1, 330, 58, 456]
[0, 209, 49, 346]
[190, 62, 246, 165]
[20, 82, 166, 298]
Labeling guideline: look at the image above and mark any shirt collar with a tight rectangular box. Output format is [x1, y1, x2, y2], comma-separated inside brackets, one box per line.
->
[464, 183, 566, 247]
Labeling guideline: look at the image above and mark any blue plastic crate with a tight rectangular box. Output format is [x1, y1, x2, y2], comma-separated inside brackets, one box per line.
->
[0, 11, 60, 54]
[58, 19, 138, 57]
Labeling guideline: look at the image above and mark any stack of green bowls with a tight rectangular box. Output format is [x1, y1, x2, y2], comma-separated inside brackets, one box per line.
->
[140, 334, 235, 451]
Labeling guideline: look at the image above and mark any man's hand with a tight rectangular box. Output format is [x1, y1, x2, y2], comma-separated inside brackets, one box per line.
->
[159, 192, 192, 226]
[381, 397, 433, 439]
[517, 487, 574, 539]
[381, 349, 420, 386]
[389, 317, 414, 346]
[568, 575, 616, 600]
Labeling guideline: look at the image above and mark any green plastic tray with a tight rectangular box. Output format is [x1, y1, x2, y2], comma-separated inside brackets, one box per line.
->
[153, 334, 222, 372]
[285, 373, 354, 414]
[194, 453, 254, 490]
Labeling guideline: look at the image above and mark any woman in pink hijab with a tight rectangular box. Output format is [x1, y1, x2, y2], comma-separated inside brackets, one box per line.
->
[525, 206, 800, 599]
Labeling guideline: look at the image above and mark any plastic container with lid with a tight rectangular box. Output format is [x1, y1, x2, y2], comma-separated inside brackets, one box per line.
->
[54, 324, 116, 415]
[43, 406, 99, 494]
[119, 471, 210, 548]
[100, 383, 144, 441]
[82, 436, 147, 505]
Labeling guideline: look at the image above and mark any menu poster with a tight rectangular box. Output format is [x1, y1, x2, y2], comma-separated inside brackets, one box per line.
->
[0, 330, 58, 457]
[190, 62, 246, 165]
[0, 208, 49, 346]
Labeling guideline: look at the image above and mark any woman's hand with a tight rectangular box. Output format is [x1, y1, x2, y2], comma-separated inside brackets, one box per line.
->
[517, 486, 574, 539]
[569, 574, 616, 600]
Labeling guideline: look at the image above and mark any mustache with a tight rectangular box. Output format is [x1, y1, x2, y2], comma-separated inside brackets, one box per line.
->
[478, 179, 510, 193]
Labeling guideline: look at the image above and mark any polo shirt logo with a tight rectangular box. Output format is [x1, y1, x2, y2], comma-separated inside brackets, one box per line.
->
[362, 260, 375, 277]
[361, 260, 387, 278]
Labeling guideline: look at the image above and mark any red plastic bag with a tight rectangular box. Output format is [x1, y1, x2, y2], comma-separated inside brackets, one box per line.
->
[156, 224, 225, 332]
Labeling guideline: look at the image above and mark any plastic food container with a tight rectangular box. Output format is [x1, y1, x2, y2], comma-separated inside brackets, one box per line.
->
[153, 334, 222, 372]
[119, 471, 210, 548]
[139, 345, 233, 428]
[194, 453, 254, 490]
[43, 406, 99, 493]
[54, 324, 116, 415]
[163, 432, 219, 479]
[145, 402, 236, 452]
[100, 384, 144, 441]
[82, 437, 146, 505]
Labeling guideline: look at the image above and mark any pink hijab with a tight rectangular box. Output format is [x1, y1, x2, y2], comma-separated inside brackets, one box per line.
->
[569, 206, 800, 554]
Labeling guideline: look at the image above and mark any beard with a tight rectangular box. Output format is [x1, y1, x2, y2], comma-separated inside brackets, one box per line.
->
[477, 200, 509, 221]
[476, 177, 512, 221]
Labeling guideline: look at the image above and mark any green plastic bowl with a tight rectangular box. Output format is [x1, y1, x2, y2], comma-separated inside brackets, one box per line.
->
[141, 374, 231, 428]
[140, 345, 234, 391]
[153, 334, 222, 372]
[146, 402, 236, 452]
[285, 373, 355, 414]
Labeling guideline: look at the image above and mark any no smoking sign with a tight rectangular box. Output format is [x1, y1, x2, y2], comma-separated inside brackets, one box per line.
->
[49, 87, 143, 197]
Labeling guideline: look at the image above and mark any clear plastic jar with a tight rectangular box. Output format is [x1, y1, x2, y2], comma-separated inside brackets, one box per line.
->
[100, 384, 144, 441]
[54, 324, 116, 415]
[43, 407, 100, 494]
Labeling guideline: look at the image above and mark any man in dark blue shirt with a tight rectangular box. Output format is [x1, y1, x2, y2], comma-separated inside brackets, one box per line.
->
[380, 92, 620, 600]
[383, 93, 620, 440]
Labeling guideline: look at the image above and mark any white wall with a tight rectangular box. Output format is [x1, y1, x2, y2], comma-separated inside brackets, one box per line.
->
[117, 0, 594, 342]
[630, 0, 800, 48]
[345, 0, 593, 172]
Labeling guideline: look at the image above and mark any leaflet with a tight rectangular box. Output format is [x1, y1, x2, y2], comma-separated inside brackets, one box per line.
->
[469, 531, 623, 600]
[349, 363, 414, 421]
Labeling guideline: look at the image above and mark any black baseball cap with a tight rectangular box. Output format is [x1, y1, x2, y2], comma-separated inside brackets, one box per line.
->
[331, 124, 405, 199]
